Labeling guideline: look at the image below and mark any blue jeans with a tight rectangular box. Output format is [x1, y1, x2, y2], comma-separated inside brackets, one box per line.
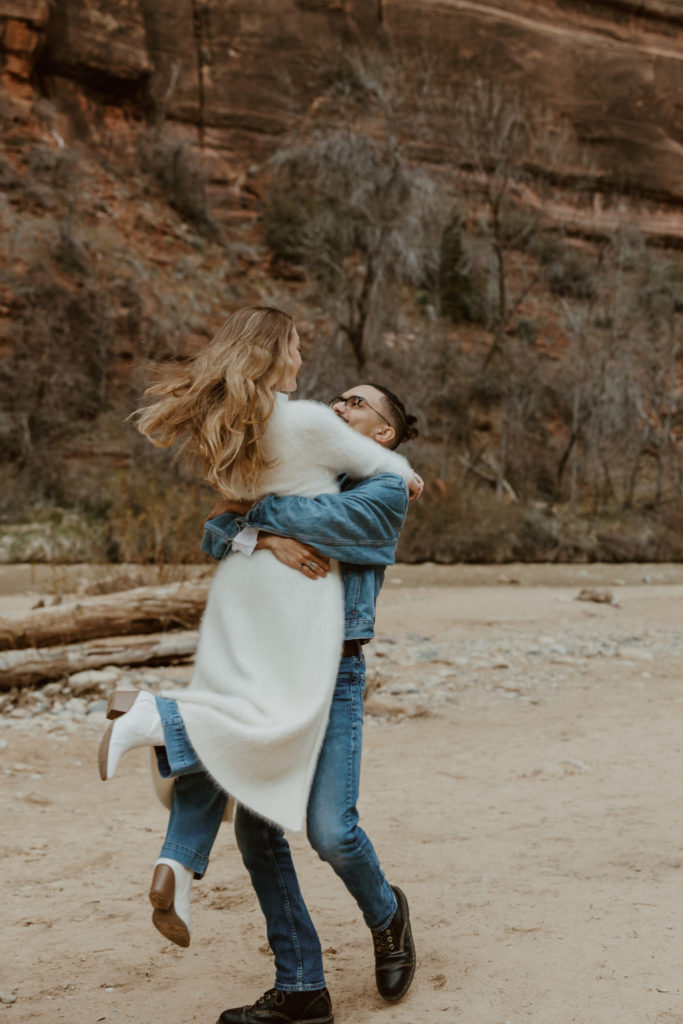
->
[154, 696, 228, 878]
[154, 655, 397, 990]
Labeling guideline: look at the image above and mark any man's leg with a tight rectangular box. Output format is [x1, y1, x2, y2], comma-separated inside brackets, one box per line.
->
[220, 655, 412, 1020]
[229, 654, 388, 995]
[233, 805, 326, 992]
[221, 807, 333, 1023]
[306, 652, 415, 1002]
[306, 654, 395, 930]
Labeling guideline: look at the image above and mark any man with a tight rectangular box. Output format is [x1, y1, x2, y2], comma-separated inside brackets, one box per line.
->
[200, 383, 420, 1024]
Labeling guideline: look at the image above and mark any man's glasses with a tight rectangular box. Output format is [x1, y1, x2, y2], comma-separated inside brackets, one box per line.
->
[329, 395, 392, 427]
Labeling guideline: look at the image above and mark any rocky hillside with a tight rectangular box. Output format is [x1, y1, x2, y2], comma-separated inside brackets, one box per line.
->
[2, 0, 683, 228]
[1, 1, 682, 563]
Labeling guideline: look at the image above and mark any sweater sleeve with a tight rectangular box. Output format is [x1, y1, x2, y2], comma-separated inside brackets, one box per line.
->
[301, 402, 415, 485]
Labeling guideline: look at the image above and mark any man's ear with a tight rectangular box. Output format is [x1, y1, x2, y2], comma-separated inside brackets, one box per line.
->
[373, 424, 396, 449]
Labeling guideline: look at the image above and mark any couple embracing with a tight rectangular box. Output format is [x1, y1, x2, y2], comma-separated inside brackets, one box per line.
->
[99, 306, 421, 1024]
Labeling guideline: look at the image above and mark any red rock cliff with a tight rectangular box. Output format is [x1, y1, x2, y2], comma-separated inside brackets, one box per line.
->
[1, 0, 683, 219]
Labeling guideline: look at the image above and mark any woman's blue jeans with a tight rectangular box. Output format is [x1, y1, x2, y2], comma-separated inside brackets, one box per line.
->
[154, 696, 228, 878]
[154, 654, 397, 991]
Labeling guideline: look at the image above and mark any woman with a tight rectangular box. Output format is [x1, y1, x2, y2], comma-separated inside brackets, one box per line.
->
[98, 306, 420, 945]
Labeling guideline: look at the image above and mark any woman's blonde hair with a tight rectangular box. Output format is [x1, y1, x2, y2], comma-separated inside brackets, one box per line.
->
[135, 306, 295, 497]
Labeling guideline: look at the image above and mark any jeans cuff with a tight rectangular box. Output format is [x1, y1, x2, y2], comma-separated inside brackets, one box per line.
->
[274, 982, 328, 993]
[160, 839, 209, 878]
[371, 890, 398, 933]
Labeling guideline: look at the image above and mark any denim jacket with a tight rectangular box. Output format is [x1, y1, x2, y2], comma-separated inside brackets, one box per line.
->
[202, 473, 409, 640]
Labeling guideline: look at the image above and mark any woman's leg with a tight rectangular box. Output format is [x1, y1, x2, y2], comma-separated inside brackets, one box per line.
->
[154, 696, 228, 877]
[160, 770, 228, 877]
[149, 697, 229, 947]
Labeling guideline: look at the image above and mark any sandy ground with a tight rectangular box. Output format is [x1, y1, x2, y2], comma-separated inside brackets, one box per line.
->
[2, 563, 683, 1024]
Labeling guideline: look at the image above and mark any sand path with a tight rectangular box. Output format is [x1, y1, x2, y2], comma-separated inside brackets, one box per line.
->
[2, 564, 683, 1023]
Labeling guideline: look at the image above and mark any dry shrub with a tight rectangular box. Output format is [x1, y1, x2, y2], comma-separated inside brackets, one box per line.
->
[103, 465, 215, 564]
[0, 274, 114, 502]
[137, 135, 221, 239]
[397, 481, 559, 563]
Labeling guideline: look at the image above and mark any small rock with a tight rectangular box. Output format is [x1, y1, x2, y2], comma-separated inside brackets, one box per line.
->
[86, 699, 108, 715]
[624, 648, 653, 662]
[68, 667, 120, 694]
[21, 791, 52, 806]
[575, 587, 618, 606]
[0, 992, 16, 1005]
[64, 697, 86, 714]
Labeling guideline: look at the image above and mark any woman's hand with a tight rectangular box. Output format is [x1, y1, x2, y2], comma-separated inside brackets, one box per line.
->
[408, 473, 424, 503]
[256, 532, 330, 579]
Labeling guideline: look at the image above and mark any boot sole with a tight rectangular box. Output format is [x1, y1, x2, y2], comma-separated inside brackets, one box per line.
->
[150, 863, 190, 948]
[217, 1010, 333, 1024]
[152, 906, 191, 948]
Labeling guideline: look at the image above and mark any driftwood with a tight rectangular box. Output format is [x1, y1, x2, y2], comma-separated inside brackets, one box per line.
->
[0, 582, 210, 652]
[0, 630, 199, 689]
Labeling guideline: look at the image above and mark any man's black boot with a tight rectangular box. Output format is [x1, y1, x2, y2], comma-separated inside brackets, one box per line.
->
[216, 987, 333, 1024]
[371, 885, 416, 1002]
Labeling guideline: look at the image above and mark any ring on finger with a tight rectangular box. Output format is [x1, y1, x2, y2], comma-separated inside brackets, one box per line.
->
[305, 560, 317, 572]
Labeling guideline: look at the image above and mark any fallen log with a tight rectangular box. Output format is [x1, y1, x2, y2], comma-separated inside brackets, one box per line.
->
[0, 582, 210, 652]
[0, 630, 198, 689]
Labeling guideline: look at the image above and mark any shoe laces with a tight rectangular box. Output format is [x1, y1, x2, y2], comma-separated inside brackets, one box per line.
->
[372, 925, 397, 956]
[256, 989, 285, 1008]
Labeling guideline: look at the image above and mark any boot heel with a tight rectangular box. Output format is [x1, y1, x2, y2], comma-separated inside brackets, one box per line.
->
[149, 863, 175, 911]
[106, 690, 140, 721]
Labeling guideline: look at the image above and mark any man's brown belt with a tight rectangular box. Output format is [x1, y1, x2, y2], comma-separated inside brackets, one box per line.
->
[342, 639, 363, 658]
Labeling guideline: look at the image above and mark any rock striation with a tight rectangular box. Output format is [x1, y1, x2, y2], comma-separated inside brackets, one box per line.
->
[1, 0, 682, 218]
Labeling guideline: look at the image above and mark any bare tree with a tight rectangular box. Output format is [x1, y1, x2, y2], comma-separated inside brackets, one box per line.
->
[558, 230, 683, 512]
[425, 78, 586, 367]
[263, 51, 441, 371]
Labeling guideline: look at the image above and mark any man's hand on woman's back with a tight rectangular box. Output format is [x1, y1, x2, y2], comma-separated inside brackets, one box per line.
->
[204, 497, 254, 522]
